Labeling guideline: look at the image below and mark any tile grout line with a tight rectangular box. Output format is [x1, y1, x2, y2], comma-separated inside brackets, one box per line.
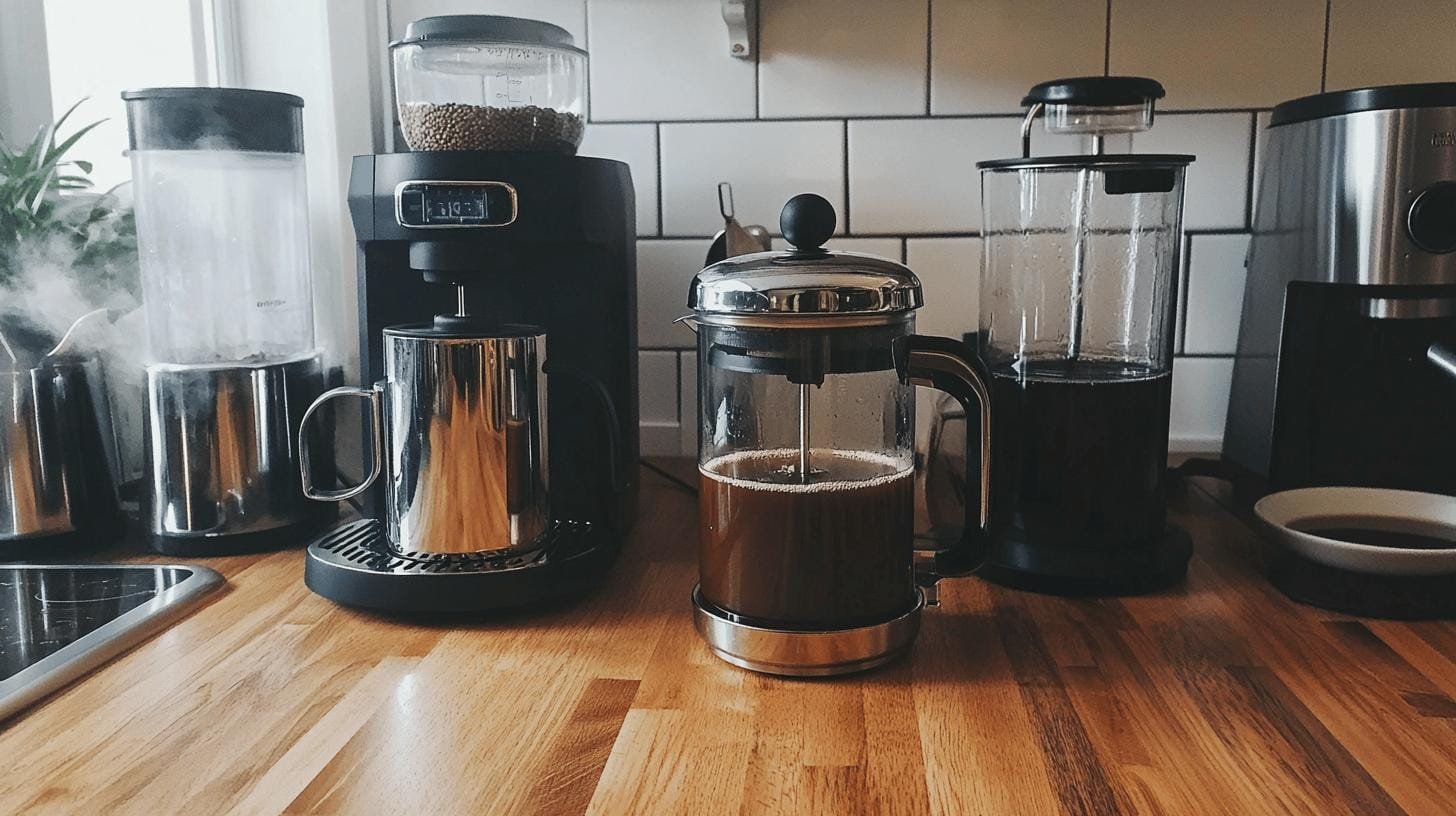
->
[1103, 0, 1112, 75]
[753, 0, 762, 119]
[924, 0, 934, 115]
[654, 122, 664, 238]
[1320, 0, 1332, 92]
[842, 121, 851, 235]
[1178, 238, 1193, 354]
[588, 109, 1269, 128]
[1245, 113, 1258, 229]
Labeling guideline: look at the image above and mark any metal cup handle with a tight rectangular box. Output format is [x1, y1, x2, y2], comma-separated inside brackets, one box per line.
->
[299, 385, 383, 502]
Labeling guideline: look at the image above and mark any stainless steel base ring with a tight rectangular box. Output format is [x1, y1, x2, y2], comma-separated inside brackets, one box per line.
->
[691, 585, 923, 677]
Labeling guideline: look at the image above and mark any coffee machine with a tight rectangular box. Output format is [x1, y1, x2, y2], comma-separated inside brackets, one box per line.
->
[1225, 83, 1456, 497]
[299, 151, 638, 612]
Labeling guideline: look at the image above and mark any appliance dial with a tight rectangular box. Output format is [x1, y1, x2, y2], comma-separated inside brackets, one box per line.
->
[1407, 181, 1456, 254]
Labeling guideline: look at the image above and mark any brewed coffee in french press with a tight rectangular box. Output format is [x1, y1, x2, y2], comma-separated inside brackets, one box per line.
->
[975, 77, 1195, 594]
[687, 195, 996, 676]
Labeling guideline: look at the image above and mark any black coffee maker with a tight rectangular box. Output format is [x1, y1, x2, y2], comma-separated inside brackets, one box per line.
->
[301, 150, 638, 613]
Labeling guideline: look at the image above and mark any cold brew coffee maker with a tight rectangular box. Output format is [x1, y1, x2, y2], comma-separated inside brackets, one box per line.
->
[688, 195, 995, 676]
[125, 88, 331, 554]
[975, 77, 1193, 594]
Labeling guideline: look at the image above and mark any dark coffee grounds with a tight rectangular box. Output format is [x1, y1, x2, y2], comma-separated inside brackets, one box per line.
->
[400, 102, 585, 153]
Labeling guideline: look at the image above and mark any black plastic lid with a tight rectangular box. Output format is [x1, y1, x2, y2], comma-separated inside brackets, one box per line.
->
[1022, 76, 1166, 108]
[121, 87, 304, 153]
[391, 15, 583, 53]
[977, 153, 1194, 170]
[1269, 83, 1456, 127]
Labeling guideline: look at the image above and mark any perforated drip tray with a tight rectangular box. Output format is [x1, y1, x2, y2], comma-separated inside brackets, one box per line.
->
[304, 518, 617, 613]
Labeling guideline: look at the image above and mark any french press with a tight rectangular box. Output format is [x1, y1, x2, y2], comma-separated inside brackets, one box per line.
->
[975, 77, 1194, 594]
[687, 194, 993, 677]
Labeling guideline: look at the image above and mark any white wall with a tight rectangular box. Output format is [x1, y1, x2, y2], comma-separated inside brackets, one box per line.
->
[380, 0, 1456, 455]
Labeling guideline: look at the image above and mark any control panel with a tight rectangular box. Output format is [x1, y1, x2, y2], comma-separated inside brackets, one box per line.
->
[394, 180, 518, 229]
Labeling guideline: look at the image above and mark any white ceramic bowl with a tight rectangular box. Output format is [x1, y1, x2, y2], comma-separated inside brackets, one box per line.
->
[1254, 487, 1456, 576]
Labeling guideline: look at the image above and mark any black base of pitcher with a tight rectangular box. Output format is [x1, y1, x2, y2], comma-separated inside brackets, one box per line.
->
[303, 518, 617, 614]
[978, 523, 1193, 596]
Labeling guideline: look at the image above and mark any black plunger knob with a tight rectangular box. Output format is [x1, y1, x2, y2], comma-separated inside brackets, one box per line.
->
[780, 193, 836, 251]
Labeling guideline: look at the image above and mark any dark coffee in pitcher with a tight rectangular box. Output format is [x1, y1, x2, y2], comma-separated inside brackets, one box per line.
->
[987, 359, 1172, 552]
[698, 449, 916, 628]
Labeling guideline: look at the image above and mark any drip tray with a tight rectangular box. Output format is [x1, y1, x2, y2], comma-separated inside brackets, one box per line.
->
[304, 519, 618, 613]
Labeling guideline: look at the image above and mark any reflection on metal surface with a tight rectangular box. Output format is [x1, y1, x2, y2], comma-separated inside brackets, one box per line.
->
[692, 585, 923, 677]
[387, 331, 548, 554]
[143, 353, 327, 540]
[0, 564, 223, 721]
[1359, 296, 1456, 320]
[1, 358, 121, 544]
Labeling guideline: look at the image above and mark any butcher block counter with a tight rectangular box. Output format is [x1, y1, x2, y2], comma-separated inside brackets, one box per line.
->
[4, 460, 1456, 815]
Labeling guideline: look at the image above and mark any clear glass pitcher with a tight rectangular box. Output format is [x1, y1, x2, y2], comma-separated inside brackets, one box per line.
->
[686, 194, 993, 677]
[975, 76, 1195, 594]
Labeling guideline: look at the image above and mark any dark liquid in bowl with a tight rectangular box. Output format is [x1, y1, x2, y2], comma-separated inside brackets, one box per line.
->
[698, 449, 916, 629]
[1288, 515, 1456, 550]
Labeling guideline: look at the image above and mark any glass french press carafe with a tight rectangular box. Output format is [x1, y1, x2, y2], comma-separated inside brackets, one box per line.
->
[975, 76, 1194, 594]
[687, 194, 993, 677]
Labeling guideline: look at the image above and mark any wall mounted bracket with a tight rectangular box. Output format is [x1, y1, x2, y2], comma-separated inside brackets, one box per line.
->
[721, 0, 757, 59]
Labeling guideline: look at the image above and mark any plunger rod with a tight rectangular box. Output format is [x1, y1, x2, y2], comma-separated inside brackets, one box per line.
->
[797, 383, 811, 483]
[456, 284, 468, 317]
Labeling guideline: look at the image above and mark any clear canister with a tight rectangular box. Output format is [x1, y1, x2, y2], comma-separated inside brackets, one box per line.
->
[123, 88, 315, 365]
[391, 16, 588, 153]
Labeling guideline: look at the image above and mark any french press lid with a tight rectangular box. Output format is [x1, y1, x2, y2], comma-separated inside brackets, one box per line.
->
[688, 194, 922, 327]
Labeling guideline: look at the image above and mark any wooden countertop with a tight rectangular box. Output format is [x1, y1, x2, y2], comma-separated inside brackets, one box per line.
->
[4, 461, 1456, 815]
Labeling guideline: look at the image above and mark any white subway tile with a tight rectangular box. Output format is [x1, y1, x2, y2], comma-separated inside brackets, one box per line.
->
[587, 0, 755, 121]
[1183, 235, 1250, 355]
[389, 1, 587, 42]
[1132, 113, 1253, 231]
[660, 121, 845, 237]
[579, 123, 659, 236]
[759, 0, 928, 118]
[1327, 0, 1456, 89]
[679, 352, 698, 457]
[638, 351, 679, 424]
[1108, 0, 1323, 110]
[640, 422, 683, 457]
[930, 0, 1106, 115]
[771, 237, 902, 259]
[1170, 357, 1234, 451]
[906, 238, 979, 339]
[637, 239, 710, 348]
[848, 118, 992, 234]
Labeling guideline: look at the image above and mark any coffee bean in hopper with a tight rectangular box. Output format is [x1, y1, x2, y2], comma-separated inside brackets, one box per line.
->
[400, 102, 585, 153]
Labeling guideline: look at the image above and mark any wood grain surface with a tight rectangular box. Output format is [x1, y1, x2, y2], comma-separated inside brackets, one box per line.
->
[3, 461, 1455, 815]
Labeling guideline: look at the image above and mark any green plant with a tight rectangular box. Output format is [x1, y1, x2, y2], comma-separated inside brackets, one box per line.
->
[0, 99, 138, 297]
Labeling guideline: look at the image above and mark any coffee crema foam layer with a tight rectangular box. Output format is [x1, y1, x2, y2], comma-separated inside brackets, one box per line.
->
[699, 448, 912, 493]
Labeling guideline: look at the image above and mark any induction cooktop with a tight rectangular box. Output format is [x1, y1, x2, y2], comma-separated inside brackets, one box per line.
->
[0, 564, 224, 721]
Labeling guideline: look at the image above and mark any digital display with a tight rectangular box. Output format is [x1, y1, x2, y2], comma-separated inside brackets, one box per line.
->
[396, 181, 517, 228]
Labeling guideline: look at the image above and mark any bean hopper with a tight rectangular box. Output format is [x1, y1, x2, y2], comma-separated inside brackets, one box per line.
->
[974, 77, 1195, 594]
[687, 194, 994, 676]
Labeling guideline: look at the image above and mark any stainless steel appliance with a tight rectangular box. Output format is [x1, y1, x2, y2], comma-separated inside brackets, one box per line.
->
[0, 564, 222, 721]
[974, 77, 1193, 595]
[315, 16, 635, 612]
[124, 88, 332, 554]
[0, 357, 123, 558]
[1225, 83, 1456, 497]
[686, 194, 995, 676]
[1225, 84, 1456, 618]
[142, 354, 330, 550]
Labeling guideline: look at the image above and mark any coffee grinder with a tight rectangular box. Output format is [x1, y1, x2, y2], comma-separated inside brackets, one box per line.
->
[300, 16, 637, 612]
[974, 77, 1194, 595]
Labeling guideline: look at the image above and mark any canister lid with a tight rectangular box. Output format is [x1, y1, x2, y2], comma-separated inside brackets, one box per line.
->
[121, 87, 304, 153]
[392, 15, 584, 54]
[688, 194, 921, 323]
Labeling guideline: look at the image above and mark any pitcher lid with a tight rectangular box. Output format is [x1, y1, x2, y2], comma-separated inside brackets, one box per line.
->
[688, 194, 921, 324]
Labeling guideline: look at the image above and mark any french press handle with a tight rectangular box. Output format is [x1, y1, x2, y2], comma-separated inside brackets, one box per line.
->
[893, 334, 992, 578]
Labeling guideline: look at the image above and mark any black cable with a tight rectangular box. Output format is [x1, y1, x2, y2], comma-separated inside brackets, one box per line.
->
[640, 458, 697, 496]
